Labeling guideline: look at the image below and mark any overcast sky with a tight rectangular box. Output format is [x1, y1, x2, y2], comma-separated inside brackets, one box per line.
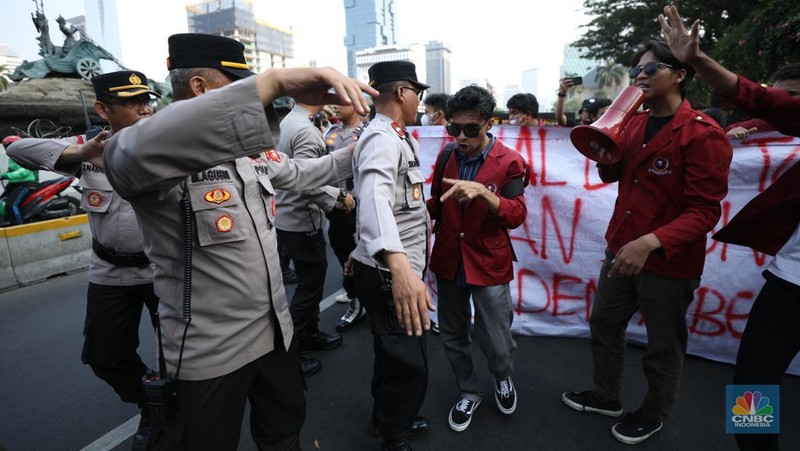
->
[2, 0, 593, 109]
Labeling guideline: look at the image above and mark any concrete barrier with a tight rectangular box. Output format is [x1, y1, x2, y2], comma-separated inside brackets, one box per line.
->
[0, 228, 19, 291]
[4, 214, 91, 286]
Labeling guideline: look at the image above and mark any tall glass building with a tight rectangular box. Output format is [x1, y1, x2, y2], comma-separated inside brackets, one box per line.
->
[343, 0, 396, 77]
[186, 0, 294, 73]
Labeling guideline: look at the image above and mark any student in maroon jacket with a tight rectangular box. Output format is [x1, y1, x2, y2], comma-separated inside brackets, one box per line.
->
[561, 39, 733, 445]
[427, 85, 529, 433]
[661, 5, 800, 450]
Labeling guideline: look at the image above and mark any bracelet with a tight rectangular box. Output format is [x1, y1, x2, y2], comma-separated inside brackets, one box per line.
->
[556, 91, 567, 97]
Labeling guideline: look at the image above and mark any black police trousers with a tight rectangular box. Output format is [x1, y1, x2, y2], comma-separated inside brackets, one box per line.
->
[82, 282, 158, 407]
[150, 334, 306, 451]
[326, 208, 357, 298]
[277, 229, 328, 338]
[353, 261, 428, 444]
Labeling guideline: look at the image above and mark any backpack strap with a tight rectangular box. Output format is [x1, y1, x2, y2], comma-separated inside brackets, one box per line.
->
[431, 143, 456, 233]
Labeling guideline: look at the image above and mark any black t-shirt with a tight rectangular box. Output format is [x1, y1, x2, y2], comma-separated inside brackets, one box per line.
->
[644, 115, 674, 144]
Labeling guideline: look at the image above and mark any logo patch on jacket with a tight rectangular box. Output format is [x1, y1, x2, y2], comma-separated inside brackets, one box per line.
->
[413, 185, 422, 201]
[87, 191, 103, 207]
[215, 214, 234, 233]
[486, 182, 497, 193]
[204, 188, 231, 204]
[265, 149, 282, 163]
[649, 157, 672, 175]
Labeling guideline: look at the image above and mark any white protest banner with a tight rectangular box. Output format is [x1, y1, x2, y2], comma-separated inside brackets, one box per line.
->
[411, 125, 800, 374]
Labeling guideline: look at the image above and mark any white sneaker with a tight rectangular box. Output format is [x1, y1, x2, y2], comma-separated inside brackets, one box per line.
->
[335, 292, 351, 303]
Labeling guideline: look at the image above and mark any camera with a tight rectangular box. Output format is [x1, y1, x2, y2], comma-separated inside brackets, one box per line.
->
[569, 76, 584, 86]
[142, 371, 178, 422]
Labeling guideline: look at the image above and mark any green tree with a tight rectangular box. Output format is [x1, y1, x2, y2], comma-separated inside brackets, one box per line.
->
[574, 0, 751, 66]
[712, 1, 800, 82]
[0, 65, 11, 92]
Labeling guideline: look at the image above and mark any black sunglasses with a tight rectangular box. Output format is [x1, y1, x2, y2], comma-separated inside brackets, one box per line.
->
[446, 122, 484, 138]
[628, 61, 673, 79]
[400, 86, 424, 102]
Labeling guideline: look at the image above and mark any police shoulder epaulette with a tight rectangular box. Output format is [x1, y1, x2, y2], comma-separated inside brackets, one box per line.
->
[391, 121, 407, 138]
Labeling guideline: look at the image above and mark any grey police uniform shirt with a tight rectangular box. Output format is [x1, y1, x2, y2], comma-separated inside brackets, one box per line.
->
[352, 113, 430, 278]
[7, 136, 152, 286]
[102, 76, 353, 381]
[325, 122, 360, 189]
[275, 104, 339, 232]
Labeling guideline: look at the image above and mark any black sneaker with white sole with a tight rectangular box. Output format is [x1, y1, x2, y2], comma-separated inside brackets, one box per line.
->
[495, 377, 517, 414]
[448, 397, 480, 432]
[335, 297, 366, 332]
[612, 410, 663, 444]
[562, 390, 624, 417]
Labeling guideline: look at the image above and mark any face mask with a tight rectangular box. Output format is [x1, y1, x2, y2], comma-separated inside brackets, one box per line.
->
[420, 114, 432, 126]
[509, 117, 522, 126]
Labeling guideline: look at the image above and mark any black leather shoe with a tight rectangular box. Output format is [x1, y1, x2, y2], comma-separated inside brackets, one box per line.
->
[301, 356, 321, 377]
[131, 410, 152, 451]
[299, 331, 343, 353]
[379, 440, 412, 451]
[368, 416, 429, 439]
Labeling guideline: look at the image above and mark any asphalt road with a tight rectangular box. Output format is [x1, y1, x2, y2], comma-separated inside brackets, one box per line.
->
[2, 258, 799, 450]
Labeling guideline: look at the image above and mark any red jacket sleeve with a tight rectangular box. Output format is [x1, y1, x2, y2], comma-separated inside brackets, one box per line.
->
[724, 75, 800, 138]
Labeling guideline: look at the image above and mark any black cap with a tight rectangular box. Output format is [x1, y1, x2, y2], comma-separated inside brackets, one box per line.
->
[368, 61, 429, 91]
[167, 33, 255, 80]
[91, 71, 160, 99]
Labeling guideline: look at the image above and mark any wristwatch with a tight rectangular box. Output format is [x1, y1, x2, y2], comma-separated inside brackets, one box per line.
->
[336, 188, 348, 209]
[556, 90, 567, 97]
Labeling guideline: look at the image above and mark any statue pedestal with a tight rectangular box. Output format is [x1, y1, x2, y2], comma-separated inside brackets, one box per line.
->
[0, 78, 103, 138]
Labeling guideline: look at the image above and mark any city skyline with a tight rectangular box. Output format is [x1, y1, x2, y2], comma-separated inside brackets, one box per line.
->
[2, 0, 591, 109]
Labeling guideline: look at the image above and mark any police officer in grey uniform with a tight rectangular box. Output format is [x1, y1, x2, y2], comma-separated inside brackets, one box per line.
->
[102, 33, 375, 450]
[351, 60, 434, 451]
[6, 70, 160, 449]
[325, 104, 367, 332]
[276, 102, 351, 362]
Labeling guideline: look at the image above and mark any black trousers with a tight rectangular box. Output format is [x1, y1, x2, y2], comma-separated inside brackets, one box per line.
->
[589, 252, 699, 422]
[277, 229, 328, 337]
[734, 271, 800, 451]
[81, 282, 159, 407]
[326, 208, 357, 298]
[151, 336, 306, 451]
[353, 261, 428, 444]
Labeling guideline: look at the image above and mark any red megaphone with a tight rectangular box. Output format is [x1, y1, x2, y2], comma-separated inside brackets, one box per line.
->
[569, 86, 645, 164]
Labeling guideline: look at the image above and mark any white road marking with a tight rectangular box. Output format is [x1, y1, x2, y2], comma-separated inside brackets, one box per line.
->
[78, 289, 346, 449]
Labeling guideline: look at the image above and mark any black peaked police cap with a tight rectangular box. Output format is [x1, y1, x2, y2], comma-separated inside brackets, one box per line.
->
[368, 61, 429, 91]
[167, 33, 255, 80]
[91, 71, 160, 99]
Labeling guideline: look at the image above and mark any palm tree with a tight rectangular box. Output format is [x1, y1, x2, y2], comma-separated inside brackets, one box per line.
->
[595, 62, 627, 92]
[0, 65, 9, 91]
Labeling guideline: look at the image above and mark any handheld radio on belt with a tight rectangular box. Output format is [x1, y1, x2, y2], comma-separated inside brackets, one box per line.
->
[141, 184, 194, 424]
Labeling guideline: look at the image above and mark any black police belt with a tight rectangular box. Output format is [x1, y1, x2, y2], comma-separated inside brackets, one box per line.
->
[92, 238, 150, 267]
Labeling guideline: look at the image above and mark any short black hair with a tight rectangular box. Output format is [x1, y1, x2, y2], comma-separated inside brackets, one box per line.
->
[772, 63, 800, 83]
[506, 93, 538, 118]
[423, 93, 449, 111]
[446, 85, 496, 121]
[630, 40, 695, 98]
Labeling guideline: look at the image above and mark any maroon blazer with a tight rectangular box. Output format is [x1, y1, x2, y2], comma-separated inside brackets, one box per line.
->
[599, 99, 733, 278]
[714, 160, 800, 255]
[713, 75, 800, 255]
[427, 139, 528, 286]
